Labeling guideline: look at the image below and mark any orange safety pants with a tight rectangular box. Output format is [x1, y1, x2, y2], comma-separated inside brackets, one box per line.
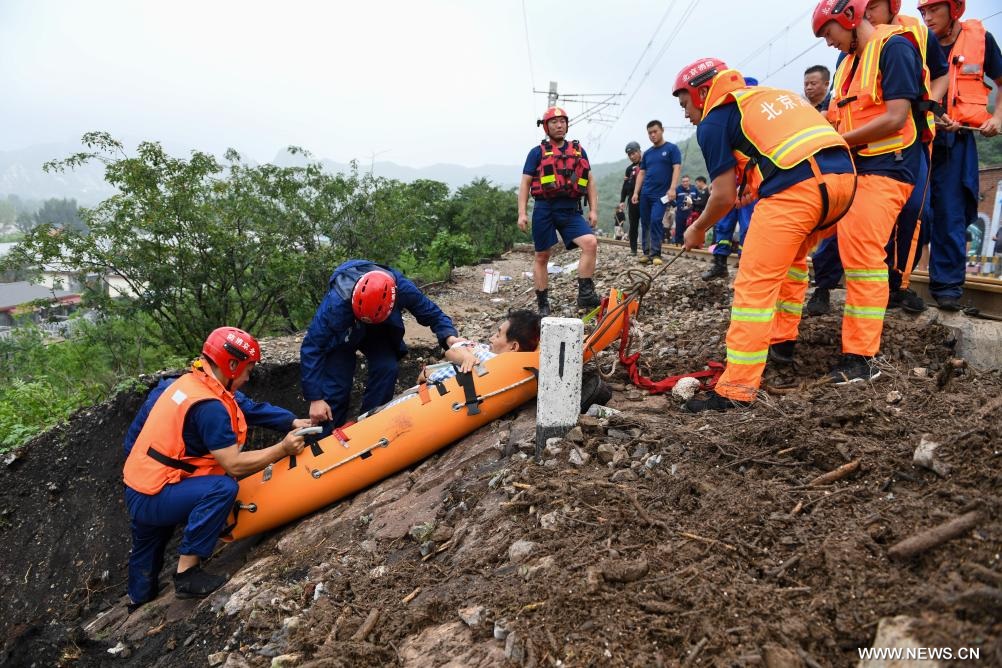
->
[716, 173, 856, 402]
[838, 175, 912, 356]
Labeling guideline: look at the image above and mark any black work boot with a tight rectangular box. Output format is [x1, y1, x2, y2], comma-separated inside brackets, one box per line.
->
[577, 278, 601, 309]
[683, 391, 749, 413]
[767, 340, 796, 365]
[805, 288, 830, 316]
[536, 289, 551, 317]
[897, 288, 926, 313]
[700, 255, 728, 280]
[173, 566, 227, 599]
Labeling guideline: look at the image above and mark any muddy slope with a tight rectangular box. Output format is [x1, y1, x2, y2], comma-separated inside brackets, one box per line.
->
[1, 244, 999, 666]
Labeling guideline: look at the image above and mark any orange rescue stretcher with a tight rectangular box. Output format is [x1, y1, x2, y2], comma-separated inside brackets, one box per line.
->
[223, 288, 638, 540]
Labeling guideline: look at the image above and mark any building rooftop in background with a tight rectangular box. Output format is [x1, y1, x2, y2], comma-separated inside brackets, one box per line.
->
[0, 281, 80, 313]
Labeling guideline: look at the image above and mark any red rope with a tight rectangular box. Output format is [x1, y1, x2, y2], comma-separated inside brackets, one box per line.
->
[616, 308, 724, 395]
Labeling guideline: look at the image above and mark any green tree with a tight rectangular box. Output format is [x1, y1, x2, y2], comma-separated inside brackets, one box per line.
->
[3, 133, 522, 353]
[14, 211, 36, 235]
[0, 199, 15, 229]
[34, 198, 85, 231]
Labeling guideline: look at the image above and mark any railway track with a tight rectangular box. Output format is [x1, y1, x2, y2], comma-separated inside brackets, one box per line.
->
[598, 238, 1002, 318]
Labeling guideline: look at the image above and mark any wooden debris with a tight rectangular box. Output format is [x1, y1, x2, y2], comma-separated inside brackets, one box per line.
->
[887, 511, 981, 560]
[638, 599, 675, 614]
[518, 600, 547, 614]
[807, 459, 860, 486]
[351, 607, 382, 641]
[401, 587, 421, 605]
[626, 491, 669, 531]
[682, 636, 709, 666]
[678, 531, 737, 552]
[961, 562, 1002, 587]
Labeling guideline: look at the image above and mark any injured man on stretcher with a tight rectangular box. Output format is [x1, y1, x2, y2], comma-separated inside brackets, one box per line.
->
[357, 309, 541, 420]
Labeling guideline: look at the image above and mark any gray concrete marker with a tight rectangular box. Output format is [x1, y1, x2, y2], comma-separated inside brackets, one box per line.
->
[535, 317, 583, 461]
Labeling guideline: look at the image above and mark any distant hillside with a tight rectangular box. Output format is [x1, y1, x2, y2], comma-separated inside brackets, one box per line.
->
[2, 139, 708, 213]
[0, 142, 116, 206]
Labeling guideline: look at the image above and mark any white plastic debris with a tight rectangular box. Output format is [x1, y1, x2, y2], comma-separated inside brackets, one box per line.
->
[913, 434, 950, 477]
[671, 376, 702, 402]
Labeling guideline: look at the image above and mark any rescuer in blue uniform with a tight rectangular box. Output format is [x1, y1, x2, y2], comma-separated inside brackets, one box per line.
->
[301, 260, 459, 430]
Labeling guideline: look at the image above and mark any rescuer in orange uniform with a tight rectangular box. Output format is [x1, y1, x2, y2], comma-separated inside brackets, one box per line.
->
[816, 0, 931, 378]
[918, 0, 1002, 310]
[673, 59, 856, 412]
[123, 327, 309, 609]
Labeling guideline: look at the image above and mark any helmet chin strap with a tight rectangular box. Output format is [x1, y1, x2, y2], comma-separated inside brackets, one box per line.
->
[850, 28, 859, 54]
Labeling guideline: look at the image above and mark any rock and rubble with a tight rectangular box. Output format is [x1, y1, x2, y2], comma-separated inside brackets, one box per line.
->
[1, 242, 999, 666]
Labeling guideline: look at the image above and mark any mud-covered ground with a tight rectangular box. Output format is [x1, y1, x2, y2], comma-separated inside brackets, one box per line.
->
[1, 243, 999, 667]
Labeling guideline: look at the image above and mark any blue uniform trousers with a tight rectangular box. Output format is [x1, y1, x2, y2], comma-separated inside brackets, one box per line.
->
[638, 194, 666, 257]
[886, 146, 931, 292]
[712, 204, 754, 257]
[324, 328, 401, 430]
[811, 235, 843, 289]
[929, 132, 979, 299]
[125, 475, 238, 604]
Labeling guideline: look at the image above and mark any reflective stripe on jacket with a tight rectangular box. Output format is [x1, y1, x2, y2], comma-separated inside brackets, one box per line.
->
[828, 25, 933, 157]
[702, 69, 848, 201]
[123, 365, 245, 495]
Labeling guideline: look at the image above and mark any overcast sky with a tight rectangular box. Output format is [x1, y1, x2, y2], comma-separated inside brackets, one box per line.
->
[3, 0, 1000, 167]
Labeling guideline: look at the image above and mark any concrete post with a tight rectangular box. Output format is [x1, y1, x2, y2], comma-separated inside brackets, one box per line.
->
[535, 317, 583, 461]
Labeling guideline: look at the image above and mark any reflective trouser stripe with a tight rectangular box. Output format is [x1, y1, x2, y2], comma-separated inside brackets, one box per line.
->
[715, 176, 855, 403]
[726, 348, 768, 364]
[731, 307, 774, 322]
[844, 304, 886, 320]
[776, 300, 801, 315]
[845, 268, 887, 282]
[839, 175, 913, 356]
[786, 267, 809, 282]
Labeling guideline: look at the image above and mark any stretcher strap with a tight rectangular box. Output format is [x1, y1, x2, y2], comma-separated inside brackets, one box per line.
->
[454, 370, 482, 416]
[417, 382, 431, 405]
[616, 309, 724, 394]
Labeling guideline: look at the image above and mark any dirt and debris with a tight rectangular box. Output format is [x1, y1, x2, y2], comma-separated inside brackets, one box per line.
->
[1, 242, 999, 666]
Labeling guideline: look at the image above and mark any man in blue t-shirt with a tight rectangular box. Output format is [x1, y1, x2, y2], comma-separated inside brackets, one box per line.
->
[518, 106, 602, 314]
[630, 120, 681, 265]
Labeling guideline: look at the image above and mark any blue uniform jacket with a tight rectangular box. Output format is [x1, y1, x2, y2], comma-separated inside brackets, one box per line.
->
[300, 260, 458, 402]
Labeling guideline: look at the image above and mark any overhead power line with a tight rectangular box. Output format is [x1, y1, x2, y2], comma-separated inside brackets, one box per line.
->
[521, 0, 536, 93]
[592, 0, 699, 150]
[736, 8, 813, 68]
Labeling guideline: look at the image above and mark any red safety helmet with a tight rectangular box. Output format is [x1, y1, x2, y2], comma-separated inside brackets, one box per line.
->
[812, 0, 868, 36]
[202, 326, 261, 380]
[538, 106, 569, 128]
[672, 57, 729, 111]
[916, 0, 964, 20]
[352, 270, 397, 324]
